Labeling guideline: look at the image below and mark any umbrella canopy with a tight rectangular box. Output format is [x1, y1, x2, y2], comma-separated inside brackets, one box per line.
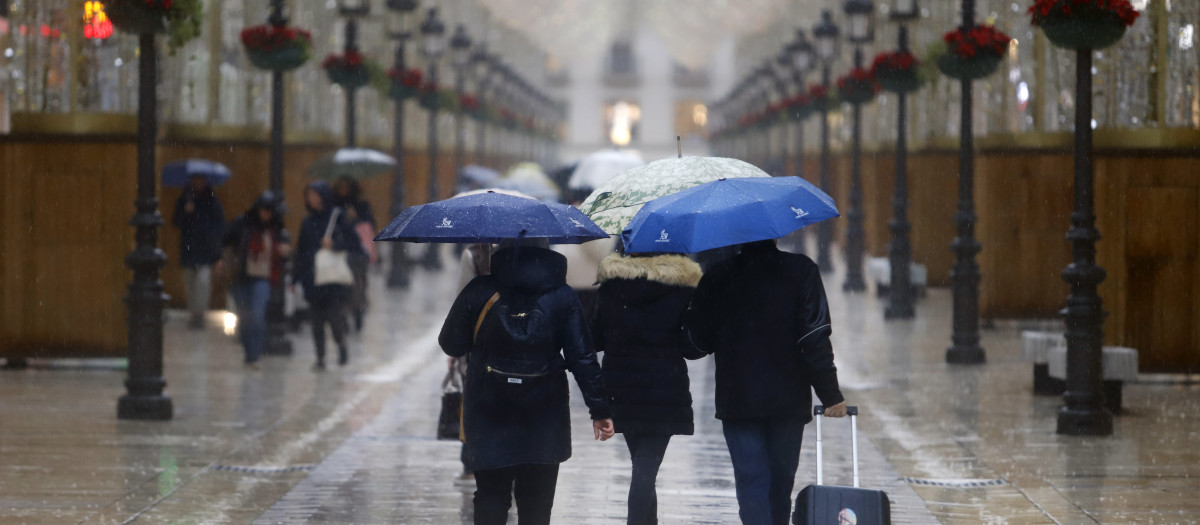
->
[621, 177, 839, 254]
[580, 156, 771, 235]
[567, 150, 645, 190]
[161, 159, 231, 187]
[374, 190, 608, 244]
[307, 148, 397, 180]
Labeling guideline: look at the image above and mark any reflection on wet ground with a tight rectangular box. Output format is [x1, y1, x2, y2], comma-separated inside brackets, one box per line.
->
[2, 242, 1198, 524]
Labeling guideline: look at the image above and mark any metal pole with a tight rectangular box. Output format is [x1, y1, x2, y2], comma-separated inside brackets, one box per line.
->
[947, 0, 986, 364]
[422, 62, 443, 269]
[387, 35, 412, 289]
[454, 68, 466, 182]
[264, 0, 292, 355]
[886, 23, 915, 319]
[476, 77, 488, 166]
[1057, 48, 1112, 436]
[817, 63, 834, 273]
[344, 18, 359, 148]
[119, 32, 172, 420]
[844, 46, 867, 292]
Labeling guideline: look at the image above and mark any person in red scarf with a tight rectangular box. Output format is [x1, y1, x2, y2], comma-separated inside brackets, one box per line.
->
[220, 191, 291, 369]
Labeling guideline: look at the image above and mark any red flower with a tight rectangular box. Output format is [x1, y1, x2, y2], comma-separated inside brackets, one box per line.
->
[460, 93, 480, 109]
[387, 67, 423, 87]
[322, 50, 365, 72]
[240, 24, 313, 53]
[808, 84, 829, 99]
[943, 25, 1011, 59]
[1027, 0, 1139, 27]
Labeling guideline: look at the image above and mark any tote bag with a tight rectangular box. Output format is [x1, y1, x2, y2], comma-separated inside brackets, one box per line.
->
[314, 208, 355, 286]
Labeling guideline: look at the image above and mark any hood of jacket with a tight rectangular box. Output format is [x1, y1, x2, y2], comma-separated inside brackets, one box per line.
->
[305, 180, 337, 216]
[597, 253, 702, 304]
[490, 246, 567, 294]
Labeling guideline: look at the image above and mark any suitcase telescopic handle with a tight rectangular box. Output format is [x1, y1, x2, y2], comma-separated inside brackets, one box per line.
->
[812, 404, 859, 488]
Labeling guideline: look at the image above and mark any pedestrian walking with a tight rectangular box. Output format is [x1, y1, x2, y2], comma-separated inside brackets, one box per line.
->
[219, 191, 289, 368]
[333, 176, 376, 332]
[684, 239, 848, 525]
[172, 174, 225, 329]
[294, 181, 363, 370]
[439, 240, 615, 525]
[592, 250, 704, 525]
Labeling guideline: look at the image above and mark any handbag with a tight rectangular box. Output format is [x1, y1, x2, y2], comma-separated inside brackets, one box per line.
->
[437, 390, 463, 440]
[314, 208, 355, 286]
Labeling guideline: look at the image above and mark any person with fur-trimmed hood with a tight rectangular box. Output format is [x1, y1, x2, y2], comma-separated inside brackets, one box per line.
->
[592, 249, 705, 525]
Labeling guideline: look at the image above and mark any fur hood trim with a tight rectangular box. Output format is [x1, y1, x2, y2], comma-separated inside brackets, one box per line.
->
[598, 253, 702, 288]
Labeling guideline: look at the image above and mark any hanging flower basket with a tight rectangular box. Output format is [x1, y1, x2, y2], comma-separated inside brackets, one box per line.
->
[387, 68, 422, 100]
[323, 51, 369, 89]
[787, 94, 813, 121]
[837, 68, 880, 105]
[937, 25, 1011, 80]
[871, 51, 921, 94]
[460, 94, 486, 120]
[1028, 0, 1139, 50]
[808, 85, 838, 113]
[241, 25, 312, 72]
[107, 0, 202, 50]
[417, 84, 461, 113]
[499, 108, 520, 130]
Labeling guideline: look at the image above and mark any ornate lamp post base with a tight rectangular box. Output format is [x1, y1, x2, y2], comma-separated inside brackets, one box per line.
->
[1057, 404, 1113, 435]
[387, 243, 412, 288]
[946, 344, 986, 365]
[118, 379, 172, 420]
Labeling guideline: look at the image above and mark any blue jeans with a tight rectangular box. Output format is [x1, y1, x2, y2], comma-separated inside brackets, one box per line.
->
[232, 278, 271, 363]
[722, 417, 806, 525]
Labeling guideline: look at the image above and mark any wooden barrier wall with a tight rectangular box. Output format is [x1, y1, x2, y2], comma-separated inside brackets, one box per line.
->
[0, 134, 470, 359]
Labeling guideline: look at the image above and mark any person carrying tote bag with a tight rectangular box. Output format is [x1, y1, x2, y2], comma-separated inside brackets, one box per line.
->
[295, 181, 364, 370]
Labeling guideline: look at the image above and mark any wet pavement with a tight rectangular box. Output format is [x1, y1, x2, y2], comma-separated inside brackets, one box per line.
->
[2, 243, 1199, 524]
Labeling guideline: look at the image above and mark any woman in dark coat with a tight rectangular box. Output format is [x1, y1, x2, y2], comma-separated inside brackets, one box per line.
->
[294, 181, 364, 370]
[592, 251, 704, 525]
[220, 191, 289, 368]
[439, 242, 615, 525]
[333, 176, 376, 331]
[172, 175, 226, 329]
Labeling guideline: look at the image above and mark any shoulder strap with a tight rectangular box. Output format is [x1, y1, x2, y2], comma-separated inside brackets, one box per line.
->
[474, 292, 501, 342]
[323, 208, 342, 240]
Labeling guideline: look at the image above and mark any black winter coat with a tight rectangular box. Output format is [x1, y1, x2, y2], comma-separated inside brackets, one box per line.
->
[293, 182, 364, 302]
[172, 188, 225, 267]
[439, 246, 611, 472]
[593, 254, 704, 436]
[684, 241, 844, 423]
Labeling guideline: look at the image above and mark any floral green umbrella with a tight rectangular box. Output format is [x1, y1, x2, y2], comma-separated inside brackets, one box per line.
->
[579, 156, 771, 234]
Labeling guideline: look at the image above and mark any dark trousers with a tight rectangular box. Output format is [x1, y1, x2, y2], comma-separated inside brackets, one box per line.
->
[624, 432, 671, 525]
[721, 417, 806, 525]
[308, 294, 348, 364]
[473, 463, 559, 525]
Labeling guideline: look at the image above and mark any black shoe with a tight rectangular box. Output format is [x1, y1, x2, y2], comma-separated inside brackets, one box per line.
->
[313, 361, 326, 372]
[338, 348, 349, 366]
[354, 313, 363, 332]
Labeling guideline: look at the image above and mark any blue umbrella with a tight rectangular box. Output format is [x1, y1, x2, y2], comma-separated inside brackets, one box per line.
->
[622, 176, 839, 254]
[162, 159, 232, 187]
[374, 190, 609, 244]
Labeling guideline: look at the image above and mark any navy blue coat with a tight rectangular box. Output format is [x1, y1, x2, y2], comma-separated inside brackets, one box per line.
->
[293, 182, 364, 302]
[440, 246, 611, 472]
[172, 188, 225, 267]
[684, 241, 844, 423]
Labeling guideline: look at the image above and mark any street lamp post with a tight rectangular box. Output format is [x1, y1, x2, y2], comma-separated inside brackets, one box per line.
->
[841, 0, 873, 293]
[471, 47, 493, 167]
[884, 0, 918, 319]
[1057, 40, 1113, 436]
[419, 7, 445, 270]
[263, 0, 293, 355]
[787, 30, 815, 181]
[385, 0, 418, 289]
[813, 11, 840, 274]
[947, 0, 986, 364]
[450, 24, 472, 184]
[757, 64, 779, 172]
[338, 0, 370, 147]
[119, 31, 171, 420]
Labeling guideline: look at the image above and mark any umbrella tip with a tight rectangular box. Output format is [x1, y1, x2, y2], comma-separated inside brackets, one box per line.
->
[677, 136, 682, 159]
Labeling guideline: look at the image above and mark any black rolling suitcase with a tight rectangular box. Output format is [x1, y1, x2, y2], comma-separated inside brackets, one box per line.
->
[793, 405, 892, 525]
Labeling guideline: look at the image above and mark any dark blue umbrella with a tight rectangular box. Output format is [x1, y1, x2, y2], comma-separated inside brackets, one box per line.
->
[162, 159, 232, 187]
[622, 176, 839, 254]
[374, 190, 609, 244]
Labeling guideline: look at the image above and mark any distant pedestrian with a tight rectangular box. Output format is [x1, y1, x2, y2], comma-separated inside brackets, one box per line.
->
[684, 239, 847, 525]
[294, 181, 364, 370]
[439, 239, 615, 525]
[592, 250, 704, 525]
[333, 176, 376, 332]
[172, 174, 226, 329]
[219, 191, 289, 369]
[553, 236, 614, 319]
